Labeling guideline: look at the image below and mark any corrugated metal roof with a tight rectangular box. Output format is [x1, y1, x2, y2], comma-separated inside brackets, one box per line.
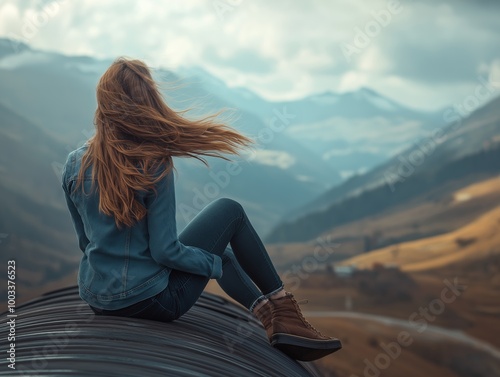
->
[1, 286, 322, 376]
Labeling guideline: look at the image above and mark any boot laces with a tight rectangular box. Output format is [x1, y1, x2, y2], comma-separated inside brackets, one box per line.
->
[289, 294, 328, 338]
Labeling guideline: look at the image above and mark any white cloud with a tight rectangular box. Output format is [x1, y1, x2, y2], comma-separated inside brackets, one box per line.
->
[0, 0, 498, 111]
[0, 3, 20, 34]
[250, 149, 296, 169]
[339, 167, 368, 180]
[488, 59, 500, 88]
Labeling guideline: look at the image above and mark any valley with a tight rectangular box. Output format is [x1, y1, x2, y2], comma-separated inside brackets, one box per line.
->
[206, 176, 500, 376]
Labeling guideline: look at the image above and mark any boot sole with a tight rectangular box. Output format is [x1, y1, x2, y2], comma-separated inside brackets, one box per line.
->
[270, 333, 342, 361]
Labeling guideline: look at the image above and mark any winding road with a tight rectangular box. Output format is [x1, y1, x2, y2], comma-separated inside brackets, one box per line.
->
[303, 310, 500, 361]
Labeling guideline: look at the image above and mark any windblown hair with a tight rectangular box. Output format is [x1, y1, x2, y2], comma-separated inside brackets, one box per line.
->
[75, 57, 254, 229]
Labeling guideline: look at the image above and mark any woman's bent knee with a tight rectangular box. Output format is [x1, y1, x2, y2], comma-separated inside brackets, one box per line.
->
[212, 197, 243, 213]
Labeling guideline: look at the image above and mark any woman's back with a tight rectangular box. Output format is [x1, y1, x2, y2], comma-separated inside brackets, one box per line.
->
[62, 143, 171, 310]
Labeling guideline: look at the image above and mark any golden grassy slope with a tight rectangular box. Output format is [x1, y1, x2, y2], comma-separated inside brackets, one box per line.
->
[338, 178, 500, 272]
[266, 177, 500, 273]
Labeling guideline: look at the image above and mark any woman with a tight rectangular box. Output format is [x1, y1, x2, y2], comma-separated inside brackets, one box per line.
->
[61, 57, 342, 361]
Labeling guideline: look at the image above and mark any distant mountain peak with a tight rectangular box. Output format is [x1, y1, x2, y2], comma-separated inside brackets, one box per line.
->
[176, 65, 227, 88]
[349, 86, 400, 112]
[357, 86, 379, 96]
[315, 90, 339, 97]
[305, 91, 341, 105]
[302, 87, 408, 112]
[0, 37, 31, 57]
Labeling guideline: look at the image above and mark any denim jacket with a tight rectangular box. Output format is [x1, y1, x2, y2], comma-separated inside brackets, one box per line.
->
[61, 143, 222, 310]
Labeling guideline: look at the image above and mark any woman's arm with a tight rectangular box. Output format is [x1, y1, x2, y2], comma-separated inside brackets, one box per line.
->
[145, 167, 222, 279]
[61, 155, 91, 253]
[62, 189, 91, 253]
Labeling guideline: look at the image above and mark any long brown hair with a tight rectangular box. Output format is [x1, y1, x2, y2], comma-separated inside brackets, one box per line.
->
[75, 57, 254, 229]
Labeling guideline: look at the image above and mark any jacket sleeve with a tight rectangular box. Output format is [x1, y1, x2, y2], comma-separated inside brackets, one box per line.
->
[145, 166, 222, 279]
[61, 154, 90, 253]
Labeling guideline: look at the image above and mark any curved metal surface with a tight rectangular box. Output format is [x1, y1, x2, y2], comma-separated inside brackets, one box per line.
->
[1, 286, 322, 376]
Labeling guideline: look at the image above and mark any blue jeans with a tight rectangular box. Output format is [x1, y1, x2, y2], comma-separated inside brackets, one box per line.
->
[89, 198, 284, 321]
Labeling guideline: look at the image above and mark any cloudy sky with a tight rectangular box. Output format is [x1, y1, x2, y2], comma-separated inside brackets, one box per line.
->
[0, 0, 499, 111]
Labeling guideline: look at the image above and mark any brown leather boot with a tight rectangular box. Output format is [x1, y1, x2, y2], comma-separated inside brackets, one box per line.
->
[253, 300, 273, 341]
[269, 292, 342, 361]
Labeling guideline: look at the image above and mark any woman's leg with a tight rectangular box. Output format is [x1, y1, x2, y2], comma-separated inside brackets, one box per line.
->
[218, 247, 264, 308]
[154, 198, 341, 361]
[169, 197, 284, 316]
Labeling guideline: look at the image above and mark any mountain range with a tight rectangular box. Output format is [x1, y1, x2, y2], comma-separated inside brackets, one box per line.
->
[0, 37, 444, 236]
[265, 93, 500, 243]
